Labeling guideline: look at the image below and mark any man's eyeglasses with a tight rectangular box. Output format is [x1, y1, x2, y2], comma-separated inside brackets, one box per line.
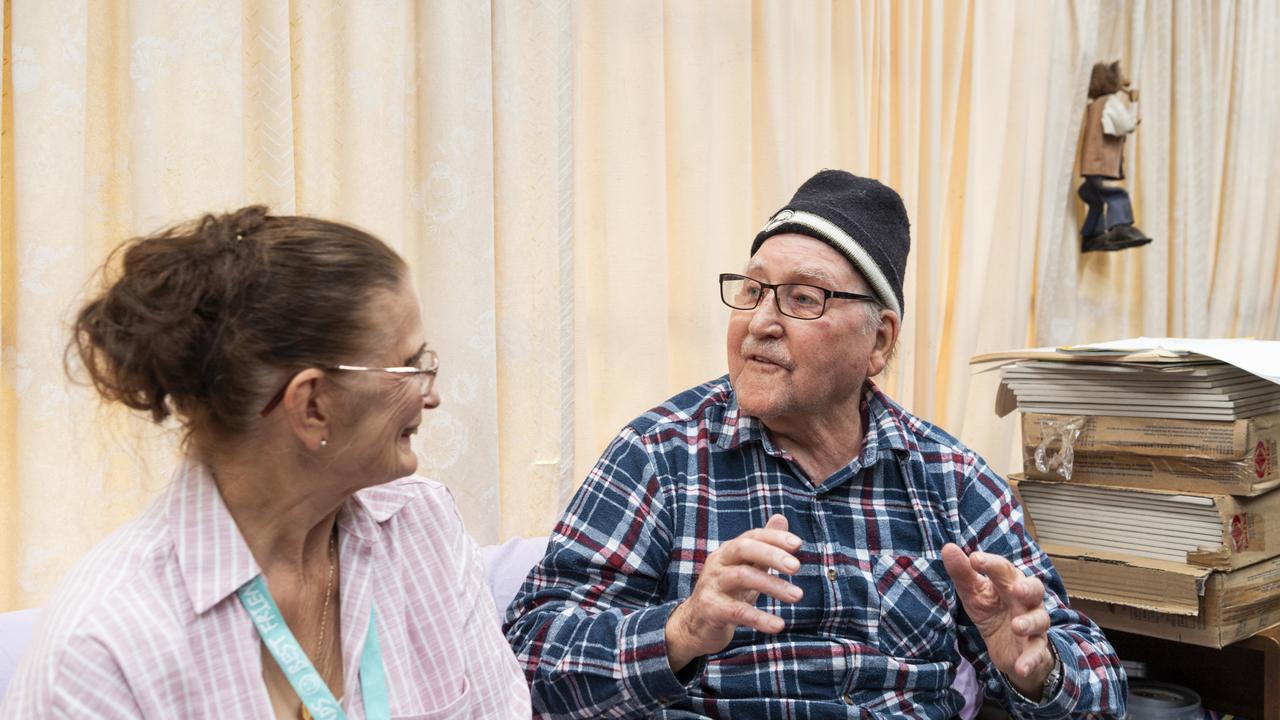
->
[719, 273, 879, 320]
[260, 350, 439, 416]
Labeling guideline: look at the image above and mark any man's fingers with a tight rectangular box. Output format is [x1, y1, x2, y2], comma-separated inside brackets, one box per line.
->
[1012, 608, 1051, 637]
[712, 599, 786, 634]
[740, 526, 803, 552]
[1014, 641, 1050, 678]
[970, 551, 1034, 601]
[764, 513, 789, 533]
[1017, 576, 1046, 605]
[717, 564, 804, 603]
[719, 537, 801, 574]
[941, 543, 984, 597]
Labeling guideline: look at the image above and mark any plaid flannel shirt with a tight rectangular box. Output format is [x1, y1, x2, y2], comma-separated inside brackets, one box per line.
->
[505, 376, 1127, 719]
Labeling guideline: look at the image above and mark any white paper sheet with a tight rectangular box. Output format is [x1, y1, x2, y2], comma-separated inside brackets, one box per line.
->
[1062, 338, 1280, 385]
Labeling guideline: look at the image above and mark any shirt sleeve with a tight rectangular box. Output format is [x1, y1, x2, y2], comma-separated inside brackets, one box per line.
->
[951, 458, 1128, 718]
[504, 427, 695, 719]
[449, 502, 535, 718]
[1101, 93, 1139, 136]
[0, 628, 145, 719]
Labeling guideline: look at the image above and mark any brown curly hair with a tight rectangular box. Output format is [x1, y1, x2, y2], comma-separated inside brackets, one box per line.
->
[1088, 61, 1126, 100]
[68, 206, 407, 445]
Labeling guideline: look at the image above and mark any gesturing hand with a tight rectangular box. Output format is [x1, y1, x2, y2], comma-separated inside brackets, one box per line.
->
[941, 543, 1057, 701]
[665, 514, 804, 672]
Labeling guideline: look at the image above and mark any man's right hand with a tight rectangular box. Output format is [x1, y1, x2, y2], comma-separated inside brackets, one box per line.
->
[665, 514, 804, 672]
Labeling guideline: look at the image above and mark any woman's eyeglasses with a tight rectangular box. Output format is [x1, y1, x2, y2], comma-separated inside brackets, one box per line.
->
[260, 350, 439, 416]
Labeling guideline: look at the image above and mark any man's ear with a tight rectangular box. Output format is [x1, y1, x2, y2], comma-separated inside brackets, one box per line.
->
[866, 309, 901, 378]
[281, 368, 331, 451]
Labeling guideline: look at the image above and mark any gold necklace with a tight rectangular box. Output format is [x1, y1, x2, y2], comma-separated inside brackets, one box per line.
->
[300, 530, 338, 720]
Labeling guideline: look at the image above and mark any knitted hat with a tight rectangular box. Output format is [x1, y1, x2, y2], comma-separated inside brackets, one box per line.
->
[750, 170, 911, 317]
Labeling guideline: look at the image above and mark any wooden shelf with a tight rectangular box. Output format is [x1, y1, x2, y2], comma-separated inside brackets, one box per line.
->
[1104, 624, 1280, 718]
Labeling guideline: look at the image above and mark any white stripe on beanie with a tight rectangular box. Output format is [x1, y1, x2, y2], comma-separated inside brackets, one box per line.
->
[760, 209, 901, 316]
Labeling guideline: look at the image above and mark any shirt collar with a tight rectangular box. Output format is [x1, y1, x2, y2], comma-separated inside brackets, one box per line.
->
[861, 381, 912, 459]
[720, 379, 912, 468]
[168, 459, 261, 615]
[339, 480, 423, 540]
[168, 459, 422, 615]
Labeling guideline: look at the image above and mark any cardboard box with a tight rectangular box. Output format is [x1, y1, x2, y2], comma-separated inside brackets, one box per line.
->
[1048, 545, 1210, 615]
[1050, 546, 1280, 648]
[1022, 446, 1280, 496]
[1015, 476, 1280, 570]
[1021, 411, 1280, 462]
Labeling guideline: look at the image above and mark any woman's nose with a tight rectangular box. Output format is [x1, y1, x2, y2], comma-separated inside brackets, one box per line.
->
[423, 386, 441, 409]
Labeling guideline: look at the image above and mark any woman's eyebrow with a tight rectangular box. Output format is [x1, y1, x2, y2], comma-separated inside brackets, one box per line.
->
[404, 343, 428, 366]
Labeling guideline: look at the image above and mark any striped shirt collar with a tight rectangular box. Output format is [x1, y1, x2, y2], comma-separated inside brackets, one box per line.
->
[167, 459, 421, 615]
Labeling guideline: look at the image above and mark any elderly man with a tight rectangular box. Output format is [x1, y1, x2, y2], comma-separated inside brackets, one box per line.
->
[505, 171, 1127, 718]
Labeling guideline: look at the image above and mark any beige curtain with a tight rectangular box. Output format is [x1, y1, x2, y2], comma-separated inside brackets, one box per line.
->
[2, 0, 1277, 612]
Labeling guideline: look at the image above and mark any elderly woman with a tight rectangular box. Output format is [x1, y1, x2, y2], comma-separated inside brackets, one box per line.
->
[0, 207, 530, 718]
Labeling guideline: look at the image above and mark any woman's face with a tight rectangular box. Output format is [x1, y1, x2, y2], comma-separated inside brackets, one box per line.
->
[331, 279, 439, 484]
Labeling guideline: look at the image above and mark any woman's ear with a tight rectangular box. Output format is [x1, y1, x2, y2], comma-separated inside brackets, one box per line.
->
[282, 368, 330, 451]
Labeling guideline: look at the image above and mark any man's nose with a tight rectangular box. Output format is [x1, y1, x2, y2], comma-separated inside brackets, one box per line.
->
[747, 288, 784, 333]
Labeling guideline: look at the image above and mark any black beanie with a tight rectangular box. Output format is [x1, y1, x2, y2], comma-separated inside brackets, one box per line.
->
[750, 170, 911, 317]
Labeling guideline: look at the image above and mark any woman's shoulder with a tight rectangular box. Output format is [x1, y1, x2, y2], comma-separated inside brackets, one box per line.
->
[33, 507, 178, 634]
[7, 508, 180, 706]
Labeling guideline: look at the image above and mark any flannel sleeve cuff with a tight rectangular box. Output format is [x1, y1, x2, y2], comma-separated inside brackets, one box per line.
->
[616, 600, 704, 709]
[1000, 633, 1074, 718]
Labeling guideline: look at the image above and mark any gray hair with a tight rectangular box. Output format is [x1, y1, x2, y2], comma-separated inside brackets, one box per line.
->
[861, 303, 900, 371]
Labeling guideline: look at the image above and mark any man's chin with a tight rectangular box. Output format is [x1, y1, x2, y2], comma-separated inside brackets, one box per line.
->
[734, 388, 787, 421]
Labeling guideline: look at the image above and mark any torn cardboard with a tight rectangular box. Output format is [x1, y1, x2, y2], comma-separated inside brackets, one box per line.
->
[1022, 437, 1280, 497]
[1021, 411, 1280, 462]
[1051, 546, 1280, 648]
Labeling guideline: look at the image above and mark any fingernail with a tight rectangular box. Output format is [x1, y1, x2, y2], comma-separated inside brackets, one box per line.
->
[785, 559, 800, 573]
[786, 534, 802, 548]
[788, 586, 803, 601]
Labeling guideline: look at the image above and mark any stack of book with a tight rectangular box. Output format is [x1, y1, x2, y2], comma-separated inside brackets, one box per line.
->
[973, 338, 1280, 648]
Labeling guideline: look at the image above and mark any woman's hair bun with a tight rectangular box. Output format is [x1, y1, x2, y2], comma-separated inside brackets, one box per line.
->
[227, 205, 269, 237]
[69, 206, 407, 444]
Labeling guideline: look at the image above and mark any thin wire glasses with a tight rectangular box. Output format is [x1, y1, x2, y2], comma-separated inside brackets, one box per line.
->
[260, 350, 439, 416]
[719, 273, 879, 320]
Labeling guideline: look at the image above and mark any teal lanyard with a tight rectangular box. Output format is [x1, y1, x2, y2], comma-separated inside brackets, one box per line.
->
[237, 575, 391, 720]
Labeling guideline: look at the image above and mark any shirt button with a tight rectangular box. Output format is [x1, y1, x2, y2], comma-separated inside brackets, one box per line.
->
[826, 568, 837, 581]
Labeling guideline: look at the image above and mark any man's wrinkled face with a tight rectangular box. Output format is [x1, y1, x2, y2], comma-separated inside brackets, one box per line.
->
[726, 234, 890, 428]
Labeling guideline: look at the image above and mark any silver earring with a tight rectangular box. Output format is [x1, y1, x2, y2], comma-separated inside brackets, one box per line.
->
[319, 438, 328, 449]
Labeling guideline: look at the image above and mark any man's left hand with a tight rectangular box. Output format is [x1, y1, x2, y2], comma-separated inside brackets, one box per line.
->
[941, 543, 1057, 701]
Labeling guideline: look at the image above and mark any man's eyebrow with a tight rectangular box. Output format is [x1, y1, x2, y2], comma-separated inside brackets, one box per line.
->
[790, 266, 836, 283]
[404, 343, 428, 366]
[744, 259, 837, 284]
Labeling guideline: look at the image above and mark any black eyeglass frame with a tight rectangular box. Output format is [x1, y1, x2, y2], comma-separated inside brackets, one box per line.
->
[718, 273, 880, 320]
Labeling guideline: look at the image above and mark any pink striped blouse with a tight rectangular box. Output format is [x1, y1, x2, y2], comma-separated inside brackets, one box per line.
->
[0, 461, 530, 718]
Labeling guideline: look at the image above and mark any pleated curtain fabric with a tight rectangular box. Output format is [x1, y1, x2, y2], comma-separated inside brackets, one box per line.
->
[2, 0, 1278, 611]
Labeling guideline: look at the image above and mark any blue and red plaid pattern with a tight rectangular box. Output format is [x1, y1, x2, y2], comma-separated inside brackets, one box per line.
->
[505, 377, 1127, 718]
